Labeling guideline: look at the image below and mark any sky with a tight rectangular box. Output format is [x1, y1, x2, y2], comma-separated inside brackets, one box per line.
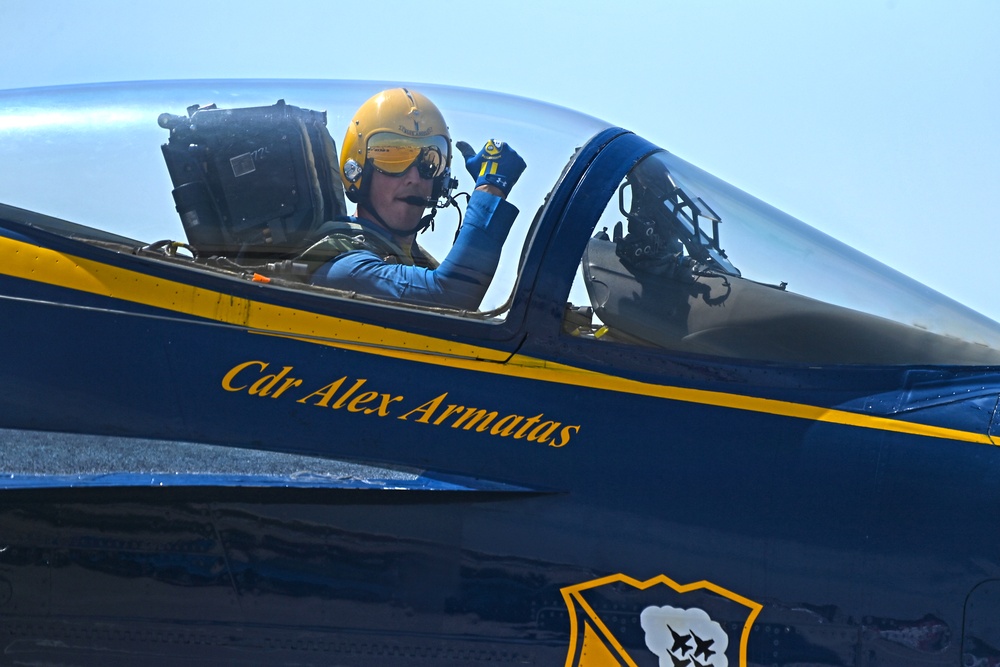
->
[2, 0, 998, 320]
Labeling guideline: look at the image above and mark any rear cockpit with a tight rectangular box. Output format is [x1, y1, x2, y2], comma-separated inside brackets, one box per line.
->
[565, 150, 1000, 365]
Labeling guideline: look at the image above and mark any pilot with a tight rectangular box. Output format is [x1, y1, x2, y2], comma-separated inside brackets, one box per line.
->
[306, 88, 526, 310]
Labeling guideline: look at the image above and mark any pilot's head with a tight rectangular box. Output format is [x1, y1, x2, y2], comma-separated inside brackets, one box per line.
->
[340, 88, 453, 237]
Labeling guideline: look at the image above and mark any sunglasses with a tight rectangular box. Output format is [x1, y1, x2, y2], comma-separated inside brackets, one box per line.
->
[367, 132, 449, 179]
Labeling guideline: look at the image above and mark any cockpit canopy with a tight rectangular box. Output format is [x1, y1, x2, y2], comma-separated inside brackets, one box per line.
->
[2, 79, 999, 366]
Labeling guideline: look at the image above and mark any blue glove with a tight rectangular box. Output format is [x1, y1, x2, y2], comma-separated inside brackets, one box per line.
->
[456, 139, 526, 197]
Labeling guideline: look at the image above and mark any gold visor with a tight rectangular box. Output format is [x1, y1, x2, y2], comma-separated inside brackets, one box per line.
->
[366, 132, 449, 179]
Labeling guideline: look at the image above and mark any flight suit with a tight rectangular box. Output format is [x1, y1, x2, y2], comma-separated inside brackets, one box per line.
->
[307, 190, 518, 311]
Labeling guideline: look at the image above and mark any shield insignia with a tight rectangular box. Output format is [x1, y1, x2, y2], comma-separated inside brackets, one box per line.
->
[560, 574, 762, 667]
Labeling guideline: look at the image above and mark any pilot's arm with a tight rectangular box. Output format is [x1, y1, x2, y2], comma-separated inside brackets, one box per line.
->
[314, 140, 526, 310]
[315, 192, 518, 310]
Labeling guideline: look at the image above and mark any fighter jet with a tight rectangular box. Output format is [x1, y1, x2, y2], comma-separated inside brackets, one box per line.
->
[0, 79, 996, 666]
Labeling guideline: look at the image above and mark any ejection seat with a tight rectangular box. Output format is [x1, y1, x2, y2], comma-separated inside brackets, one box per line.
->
[159, 99, 347, 262]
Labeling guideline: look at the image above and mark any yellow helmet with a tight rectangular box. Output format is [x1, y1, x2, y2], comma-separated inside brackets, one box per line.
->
[340, 88, 453, 203]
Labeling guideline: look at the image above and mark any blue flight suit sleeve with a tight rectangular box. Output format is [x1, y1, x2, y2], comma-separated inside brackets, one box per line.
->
[313, 191, 519, 310]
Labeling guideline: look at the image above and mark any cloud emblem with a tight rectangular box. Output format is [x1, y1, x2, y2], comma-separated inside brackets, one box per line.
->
[641, 605, 729, 667]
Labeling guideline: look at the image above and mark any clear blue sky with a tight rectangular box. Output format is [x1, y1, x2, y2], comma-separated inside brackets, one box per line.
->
[2, 0, 998, 319]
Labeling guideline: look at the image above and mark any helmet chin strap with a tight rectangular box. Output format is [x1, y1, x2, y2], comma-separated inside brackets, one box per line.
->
[359, 193, 437, 239]
[356, 165, 444, 239]
[417, 207, 438, 234]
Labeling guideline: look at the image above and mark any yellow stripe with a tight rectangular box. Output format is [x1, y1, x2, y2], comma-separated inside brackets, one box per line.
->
[0, 235, 508, 362]
[2, 235, 995, 445]
[498, 355, 996, 444]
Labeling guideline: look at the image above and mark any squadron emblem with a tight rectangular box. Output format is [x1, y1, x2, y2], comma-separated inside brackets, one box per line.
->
[560, 574, 762, 667]
[641, 605, 728, 666]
